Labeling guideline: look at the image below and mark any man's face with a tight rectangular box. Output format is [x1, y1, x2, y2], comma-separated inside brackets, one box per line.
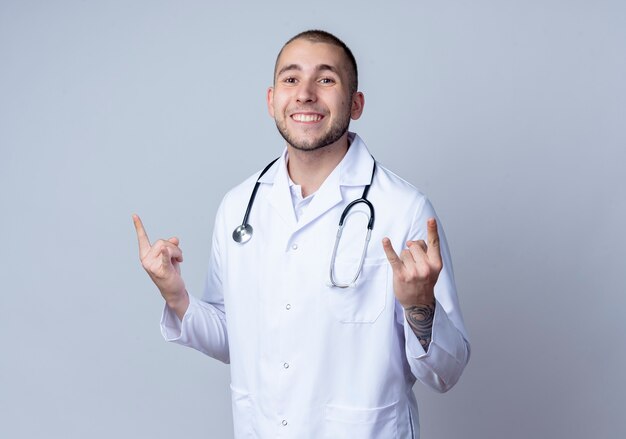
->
[267, 39, 363, 152]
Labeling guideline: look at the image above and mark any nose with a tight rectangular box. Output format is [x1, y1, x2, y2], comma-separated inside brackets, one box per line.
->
[296, 79, 317, 104]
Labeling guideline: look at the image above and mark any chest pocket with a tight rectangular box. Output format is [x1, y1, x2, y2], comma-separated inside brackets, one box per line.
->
[324, 257, 389, 323]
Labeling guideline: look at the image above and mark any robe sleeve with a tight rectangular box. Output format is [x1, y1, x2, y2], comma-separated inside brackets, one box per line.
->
[160, 198, 230, 364]
[401, 198, 470, 392]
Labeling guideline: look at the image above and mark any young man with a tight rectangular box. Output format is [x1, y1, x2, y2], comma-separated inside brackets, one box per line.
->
[134, 30, 470, 439]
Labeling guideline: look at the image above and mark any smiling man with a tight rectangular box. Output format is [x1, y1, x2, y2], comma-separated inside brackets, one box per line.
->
[134, 30, 470, 439]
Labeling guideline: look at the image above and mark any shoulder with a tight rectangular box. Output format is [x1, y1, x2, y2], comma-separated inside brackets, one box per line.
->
[217, 158, 280, 216]
[224, 172, 261, 203]
[372, 161, 429, 210]
[370, 162, 442, 242]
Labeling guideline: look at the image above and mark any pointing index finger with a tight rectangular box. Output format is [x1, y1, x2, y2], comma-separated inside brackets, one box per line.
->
[132, 214, 151, 257]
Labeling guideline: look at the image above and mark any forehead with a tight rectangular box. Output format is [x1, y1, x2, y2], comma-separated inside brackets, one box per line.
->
[275, 39, 349, 76]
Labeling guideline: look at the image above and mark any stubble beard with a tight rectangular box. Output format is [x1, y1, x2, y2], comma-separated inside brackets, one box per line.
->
[275, 112, 351, 152]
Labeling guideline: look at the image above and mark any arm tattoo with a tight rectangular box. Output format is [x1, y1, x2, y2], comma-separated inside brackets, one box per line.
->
[405, 304, 435, 351]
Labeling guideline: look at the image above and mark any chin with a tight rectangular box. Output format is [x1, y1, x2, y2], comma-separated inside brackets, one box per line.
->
[289, 139, 330, 152]
[276, 114, 351, 152]
[281, 129, 350, 153]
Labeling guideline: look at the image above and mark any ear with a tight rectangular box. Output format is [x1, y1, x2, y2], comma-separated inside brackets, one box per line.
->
[350, 92, 365, 120]
[267, 87, 275, 118]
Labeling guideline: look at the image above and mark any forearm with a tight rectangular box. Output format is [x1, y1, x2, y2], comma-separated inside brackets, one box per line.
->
[403, 300, 470, 393]
[404, 303, 435, 351]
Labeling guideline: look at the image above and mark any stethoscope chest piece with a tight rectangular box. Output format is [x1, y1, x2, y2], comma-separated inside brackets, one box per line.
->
[233, 224, 253, 244]
[232, 157, 279, 245]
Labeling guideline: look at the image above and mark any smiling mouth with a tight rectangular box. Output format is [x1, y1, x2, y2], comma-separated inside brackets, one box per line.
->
[291, 113, 324, 123]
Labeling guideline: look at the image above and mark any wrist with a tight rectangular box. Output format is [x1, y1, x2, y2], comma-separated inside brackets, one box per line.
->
[165, 290, 190, 319]
[401, 297, 435, 310]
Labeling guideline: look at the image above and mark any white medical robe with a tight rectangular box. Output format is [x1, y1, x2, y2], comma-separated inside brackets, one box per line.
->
[161, 133, 470, 438]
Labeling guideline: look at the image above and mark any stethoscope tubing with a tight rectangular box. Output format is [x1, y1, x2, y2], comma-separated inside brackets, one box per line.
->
[241, 157, 279, 228]
[232, 156, 376, 289]
[232, 157, 279, 244]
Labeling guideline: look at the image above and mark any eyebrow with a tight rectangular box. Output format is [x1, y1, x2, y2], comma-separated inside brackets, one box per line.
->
[276, 63, 340, 77]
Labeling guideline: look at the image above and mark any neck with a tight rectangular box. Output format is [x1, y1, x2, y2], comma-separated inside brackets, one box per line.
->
[287, 133, 350, 197]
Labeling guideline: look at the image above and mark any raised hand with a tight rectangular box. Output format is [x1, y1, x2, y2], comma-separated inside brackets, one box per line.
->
[382, 218, 443, 350]
[133, 214, 189, 319]
[382, 218, 443, 309]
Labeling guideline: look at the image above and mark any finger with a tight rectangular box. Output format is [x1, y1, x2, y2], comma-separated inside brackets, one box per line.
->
[426, 218, 443, 266]
[158, 241, 184, 263]
[167, 236, 180, 246]
[382, 238, 403, 271]
[399, 249, 419, 276]
[170, 245, 183, 263]
[160, 246, 173, 268]
[407, 240, 427, 253]
[132, 214, 151, 257]
[407, 240, 427, 264]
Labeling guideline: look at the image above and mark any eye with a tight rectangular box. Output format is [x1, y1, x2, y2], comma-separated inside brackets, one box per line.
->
[319, 77, 335, 85]
[282, 77, 297, 84]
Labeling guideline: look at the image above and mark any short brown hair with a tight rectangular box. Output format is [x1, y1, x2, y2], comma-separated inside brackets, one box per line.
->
[274, 30, 358, 96]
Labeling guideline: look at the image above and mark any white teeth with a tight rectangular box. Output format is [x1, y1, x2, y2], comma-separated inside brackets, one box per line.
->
[292, 114, 322, 122]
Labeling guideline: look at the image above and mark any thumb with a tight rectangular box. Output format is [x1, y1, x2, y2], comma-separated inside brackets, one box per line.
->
[382, 238, 403, 272]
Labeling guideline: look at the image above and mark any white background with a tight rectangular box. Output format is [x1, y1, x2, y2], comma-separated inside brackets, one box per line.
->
[1, 1, 625, 437]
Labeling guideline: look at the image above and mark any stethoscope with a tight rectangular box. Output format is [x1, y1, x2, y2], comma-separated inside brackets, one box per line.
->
[232, 157, 376, 288]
